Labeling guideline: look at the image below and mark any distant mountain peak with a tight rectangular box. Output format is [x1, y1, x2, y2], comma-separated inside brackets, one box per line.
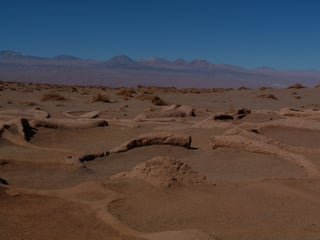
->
[191, 59, 210, 65]
[0, 50, 46, 60]
[53, 54, 80, 60]
[108, 55, 134, 64]
[255, 66, 276, 71]
[143, 57, 171, 65]
[0, 50, 23, 58]
[173, 58, 187, 65]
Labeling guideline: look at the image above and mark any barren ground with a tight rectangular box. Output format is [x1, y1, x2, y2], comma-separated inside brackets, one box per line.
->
[1, 81, 320, 240]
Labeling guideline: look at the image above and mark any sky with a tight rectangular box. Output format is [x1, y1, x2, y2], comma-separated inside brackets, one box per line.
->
[1, 0, 320, 69]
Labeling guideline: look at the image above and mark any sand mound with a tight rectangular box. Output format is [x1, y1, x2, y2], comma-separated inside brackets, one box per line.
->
[0, 118, 37, 142]
[136, 104, 195, 120]
[136, 94, 167, 106]
[110, 133, 192, 153]
[116, 156, 206, 187]
[0, 119, 24, 137]
[173, 105, 195, 117]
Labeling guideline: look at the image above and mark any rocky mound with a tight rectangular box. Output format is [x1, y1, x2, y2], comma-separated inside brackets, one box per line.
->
[116, 156, 206, 187]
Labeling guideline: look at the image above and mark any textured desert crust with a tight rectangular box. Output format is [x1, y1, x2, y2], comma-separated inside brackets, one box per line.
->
[113, 156, 207, 187]
[110, 132, 192, 153]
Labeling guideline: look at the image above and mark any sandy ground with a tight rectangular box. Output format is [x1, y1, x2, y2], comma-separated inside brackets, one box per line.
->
[1, 81, 320, 240]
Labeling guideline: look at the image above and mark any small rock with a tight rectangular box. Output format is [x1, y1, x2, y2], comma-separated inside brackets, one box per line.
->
[0, 178, 8, 185]
[214, 114, 234, 120]
[0, 159, 8, 165]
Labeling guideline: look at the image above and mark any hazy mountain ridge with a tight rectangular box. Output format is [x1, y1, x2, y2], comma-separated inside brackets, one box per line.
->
[0, 50, 319, 88]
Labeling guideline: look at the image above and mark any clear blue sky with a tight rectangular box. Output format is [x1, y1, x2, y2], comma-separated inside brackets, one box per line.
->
[1, 0, 320, 69]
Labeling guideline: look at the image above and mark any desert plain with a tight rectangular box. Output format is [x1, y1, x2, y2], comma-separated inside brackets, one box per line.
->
[1, 81, 320, 240]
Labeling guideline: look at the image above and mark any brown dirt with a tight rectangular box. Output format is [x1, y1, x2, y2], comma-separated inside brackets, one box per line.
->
[1, 81, 320, 240]
[0, 187, 121, 240]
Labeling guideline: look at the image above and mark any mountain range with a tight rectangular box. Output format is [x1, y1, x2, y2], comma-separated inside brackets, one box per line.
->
[0, 50, 319, 88]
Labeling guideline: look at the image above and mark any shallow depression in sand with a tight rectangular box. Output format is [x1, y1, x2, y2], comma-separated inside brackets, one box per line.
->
[184, 148, 306, 181]
[108, 180, 320, 240]
[260, 126, 320, 148]
[30, 125, 154, 152]
[86, 145, 195, 176]
[0, 163, 96, 189]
